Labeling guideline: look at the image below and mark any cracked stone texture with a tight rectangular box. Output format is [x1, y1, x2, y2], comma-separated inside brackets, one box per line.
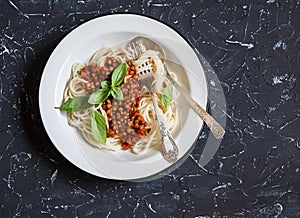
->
[0, 0, 300, 217]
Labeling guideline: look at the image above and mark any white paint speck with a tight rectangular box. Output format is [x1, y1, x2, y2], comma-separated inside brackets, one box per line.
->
[267, 0, 275, 3]
[0, 45, 10, 55]
[272, 75, 287, 85]
[146, 203, 157, 213]
[268, 107, 276, 112]
[273, 40, 287, 50]
[225, 38, 254, 49]
[274, 203, 284, 218]
[173, 194, 180, 201]
[282, 43, 287, 50]
[50, 169, 58, 184]
[105, 211, 111, 218]
[281, 94, 292, 101]
[212, 183, 230, 191]
[210, 80, 216, 87]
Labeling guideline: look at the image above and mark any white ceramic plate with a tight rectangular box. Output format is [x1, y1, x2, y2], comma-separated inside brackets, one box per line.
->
[39, 14, 207, 180]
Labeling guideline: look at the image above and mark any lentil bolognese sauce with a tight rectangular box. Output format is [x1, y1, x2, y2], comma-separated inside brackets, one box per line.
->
[80, 58, 148, 150]
[57, 43, 179, 154]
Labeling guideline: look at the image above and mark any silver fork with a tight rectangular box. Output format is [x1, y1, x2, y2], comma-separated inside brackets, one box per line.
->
[135, 58, 179, 163]
[129, 36, 225, 140]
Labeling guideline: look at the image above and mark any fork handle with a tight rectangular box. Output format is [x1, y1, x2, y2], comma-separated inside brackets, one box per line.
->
[149, 89, 178, 163]
[166, 73, 225, 139]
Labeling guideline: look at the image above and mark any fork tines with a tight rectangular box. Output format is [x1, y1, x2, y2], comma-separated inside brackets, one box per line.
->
[136, 58, 153, 76]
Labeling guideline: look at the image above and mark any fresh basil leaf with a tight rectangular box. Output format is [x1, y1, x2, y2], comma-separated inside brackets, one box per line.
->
[161, 85, 173, 108]
[90, 110, 107, 144]
[88, 88, 110, 104]
[111, 87, 123, 100]
[101, 80, 111, 89]
[55, 96, 92, 112]
[111, 63, 127, 86]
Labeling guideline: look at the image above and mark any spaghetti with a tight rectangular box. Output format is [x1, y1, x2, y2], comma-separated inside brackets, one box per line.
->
[62, 42, 179, 154]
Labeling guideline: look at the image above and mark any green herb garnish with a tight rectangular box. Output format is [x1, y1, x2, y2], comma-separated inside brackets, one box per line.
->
[55, 96, 92, 112]
[88, 87, 111, 105]
[101, 80, 111, 89]
[111, 63, 127, 86]
[161, 84, 173, 108]
[87, 63, 127, 104]
[55, 63, 128, 144]
[111, 87, 123, 100]
[90, 110, 107, 144]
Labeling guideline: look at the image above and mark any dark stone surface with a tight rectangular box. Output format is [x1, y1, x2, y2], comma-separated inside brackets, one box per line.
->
[0, 0, 299, 217]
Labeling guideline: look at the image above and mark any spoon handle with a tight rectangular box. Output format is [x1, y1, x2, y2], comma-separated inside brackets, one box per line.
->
[149, 89, 179, 163]
[166, 73, 225, 139]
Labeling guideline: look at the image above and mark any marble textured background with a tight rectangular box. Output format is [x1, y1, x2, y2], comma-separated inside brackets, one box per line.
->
[0, 0, 300, 217]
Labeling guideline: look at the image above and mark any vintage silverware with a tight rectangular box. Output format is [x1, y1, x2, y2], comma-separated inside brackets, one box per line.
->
[128, 41, 179, 163]
[129, 36, 225, 140]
